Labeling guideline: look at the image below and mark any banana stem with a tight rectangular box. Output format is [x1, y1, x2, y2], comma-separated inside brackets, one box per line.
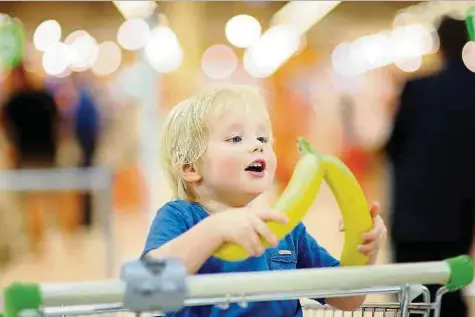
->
[297, 137, 317, 156]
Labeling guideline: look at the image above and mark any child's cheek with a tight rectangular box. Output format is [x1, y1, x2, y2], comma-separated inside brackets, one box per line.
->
[212, 156, 243, 181]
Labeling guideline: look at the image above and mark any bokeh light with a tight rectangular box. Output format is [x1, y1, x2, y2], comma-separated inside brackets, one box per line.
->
[42, 42, 72, 76]
[225, 14, 262, 48]
[394, 56, 422, 73]
[393, 12, 414, 28]
[201, 44, 238, 80]
[33, 20, 61, 52]
[243, 24, 300, 78]
[0, 21, 24, 69]
[390, 24, 436, 60]
[64, 30, 98, 72]
[113, 1, 157, 20]
[352, 33, 392, 72]
[117, 18, 151, 51]
[462, 41, 475, 73]
[332, 42, 365, 77]
[92, 41, 122, 76]
[144, 26, 183, 73]
[331, 23, 438, 77]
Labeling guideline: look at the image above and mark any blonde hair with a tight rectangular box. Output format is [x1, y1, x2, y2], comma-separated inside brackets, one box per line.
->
[161, 85, 269, 201]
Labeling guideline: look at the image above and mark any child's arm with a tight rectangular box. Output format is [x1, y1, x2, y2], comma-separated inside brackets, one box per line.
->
[142, 203, 224, 274]
[297, 202, 386, 311]
[143, 203, 288, 274]
[327, 203, 386, 309]
[147, 216, 223, 274]
[326, 253, 380, 310]
[296, 223, 367, 311]
[325, 291, 366, 311]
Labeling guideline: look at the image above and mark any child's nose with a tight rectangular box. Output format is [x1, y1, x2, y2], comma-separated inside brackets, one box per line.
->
[252, 143, 264, 153]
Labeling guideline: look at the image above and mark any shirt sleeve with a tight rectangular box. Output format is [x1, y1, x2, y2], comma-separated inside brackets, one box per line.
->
[141, 202, 190, 258]
[295, 223, 340, 305]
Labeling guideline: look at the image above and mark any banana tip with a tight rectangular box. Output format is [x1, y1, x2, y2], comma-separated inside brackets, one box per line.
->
[297, 137, 316, 155]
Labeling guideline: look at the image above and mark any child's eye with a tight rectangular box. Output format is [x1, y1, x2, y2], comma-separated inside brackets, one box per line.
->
[257, 136, 269, 143]
[227, 135, 242, 143]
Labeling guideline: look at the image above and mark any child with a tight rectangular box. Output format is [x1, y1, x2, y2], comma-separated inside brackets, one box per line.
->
[142, 85, 387, 317]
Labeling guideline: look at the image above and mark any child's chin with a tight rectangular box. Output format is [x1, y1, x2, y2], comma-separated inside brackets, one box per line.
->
[245, 185, 269, 197]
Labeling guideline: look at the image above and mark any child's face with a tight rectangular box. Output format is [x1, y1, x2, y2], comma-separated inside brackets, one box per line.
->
[197, 103, 277, 206]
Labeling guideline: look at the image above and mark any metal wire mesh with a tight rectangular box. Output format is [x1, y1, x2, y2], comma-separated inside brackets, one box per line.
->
[37, 302, 433, 317]
[301, 302, 432, 317]
[302, 305, 401, 317]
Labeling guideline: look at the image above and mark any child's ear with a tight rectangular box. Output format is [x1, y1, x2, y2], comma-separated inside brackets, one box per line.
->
[179, 163, 202, 183]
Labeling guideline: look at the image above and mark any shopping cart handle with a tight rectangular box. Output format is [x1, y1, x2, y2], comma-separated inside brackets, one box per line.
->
[1, 257, 188, 317]
[120, 256, 187, 312]
[445, 255, 474, 292]
[2, 282, 41, 317]
[1, 256, 474, 317]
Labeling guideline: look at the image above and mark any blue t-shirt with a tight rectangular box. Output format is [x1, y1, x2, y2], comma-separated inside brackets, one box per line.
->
[142, 200, 340, 317]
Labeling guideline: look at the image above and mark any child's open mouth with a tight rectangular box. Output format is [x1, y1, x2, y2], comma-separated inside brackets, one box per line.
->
[245, 159, 266, 177]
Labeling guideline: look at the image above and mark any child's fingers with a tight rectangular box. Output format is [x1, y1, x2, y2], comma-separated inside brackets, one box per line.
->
[361, 229, 378, 241]
[257, 210, 288, 224]
[357, 241, 377, 255]
[362, 217, 386, 241]
[246, 232, 264, 257]
[338, 219, 344, 232]
[369, 201, 381, 218]
[253, 218, 278, 247]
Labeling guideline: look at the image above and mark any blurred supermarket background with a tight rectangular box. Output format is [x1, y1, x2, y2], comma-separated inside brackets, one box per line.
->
[0, 0, 475, 305]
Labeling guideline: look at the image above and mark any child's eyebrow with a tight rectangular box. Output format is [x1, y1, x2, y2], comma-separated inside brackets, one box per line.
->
[222, 123, 244, 134]
[258, 122, 272, 134]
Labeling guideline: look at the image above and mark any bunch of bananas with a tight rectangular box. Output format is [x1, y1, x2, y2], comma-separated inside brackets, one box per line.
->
[214, 137, 373, 266]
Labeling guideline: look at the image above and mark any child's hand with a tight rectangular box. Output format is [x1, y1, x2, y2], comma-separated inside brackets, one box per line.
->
[359, 201, 387, 264]
[338, 201, 387, 263]
[211, 208, 289, 257]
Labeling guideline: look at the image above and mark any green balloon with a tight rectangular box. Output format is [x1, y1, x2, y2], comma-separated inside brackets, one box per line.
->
[0, 14, 25, 68]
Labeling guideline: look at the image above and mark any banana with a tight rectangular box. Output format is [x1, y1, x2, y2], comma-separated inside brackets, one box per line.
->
[213, 138, 324, 261]
[320, 154, 373, 266]
[212, 137, 373, 266]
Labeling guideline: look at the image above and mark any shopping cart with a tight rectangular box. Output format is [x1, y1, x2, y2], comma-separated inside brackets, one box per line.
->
[1, 255, 473, 317]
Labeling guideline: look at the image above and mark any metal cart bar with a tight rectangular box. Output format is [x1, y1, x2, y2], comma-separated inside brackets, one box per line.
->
[25, 285, 429, 317]
[36, 257, 469, 306]
[0, 167, 114, 277]
[1, 255, 472, 317]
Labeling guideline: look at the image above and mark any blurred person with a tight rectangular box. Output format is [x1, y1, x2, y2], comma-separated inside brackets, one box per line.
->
[385, 16, 475, 317]
[44, 77, 87, 234]
[0, 104, 28, 265]
[46, 73, 103, 230]
[70, 73, 101, 228]
[0, 62, 60, 255]
[142, 85, 387, 316]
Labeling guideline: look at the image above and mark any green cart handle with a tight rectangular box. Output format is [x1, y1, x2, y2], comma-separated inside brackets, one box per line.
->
[2, 256, 474, 317]
[466, 6, 475, 42]
[3, 283, 41, 317]
[445, 255, 474, 292]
